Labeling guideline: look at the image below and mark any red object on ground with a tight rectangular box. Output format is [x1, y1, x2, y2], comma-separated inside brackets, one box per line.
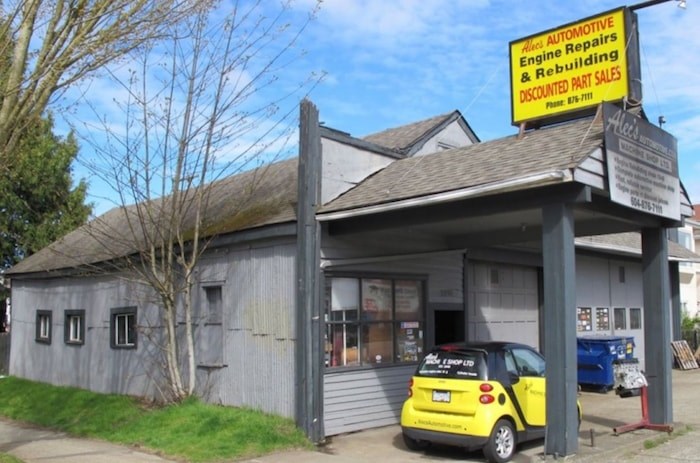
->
[612, 386, 674, 435]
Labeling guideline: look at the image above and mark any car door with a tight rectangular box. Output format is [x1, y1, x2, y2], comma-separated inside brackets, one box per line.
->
[507, 346, 546, 427]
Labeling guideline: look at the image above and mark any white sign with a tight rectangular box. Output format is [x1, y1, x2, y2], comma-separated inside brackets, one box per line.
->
[603, 103, 680, 220]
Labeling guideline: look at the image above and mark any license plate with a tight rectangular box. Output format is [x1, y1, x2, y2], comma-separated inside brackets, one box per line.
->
[432, 390, 451, 403]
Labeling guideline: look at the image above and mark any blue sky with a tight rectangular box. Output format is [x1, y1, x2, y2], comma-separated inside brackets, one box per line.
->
[61, 0, 699, 215]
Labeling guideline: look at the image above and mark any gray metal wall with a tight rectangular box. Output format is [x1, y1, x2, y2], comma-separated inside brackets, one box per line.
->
[9, 238, 298, 420]
[9, 275, 161, 397]
[196, 240, 298, 418]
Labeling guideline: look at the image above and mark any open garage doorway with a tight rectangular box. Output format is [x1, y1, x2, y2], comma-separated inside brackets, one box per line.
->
[434, 309, 464, 346]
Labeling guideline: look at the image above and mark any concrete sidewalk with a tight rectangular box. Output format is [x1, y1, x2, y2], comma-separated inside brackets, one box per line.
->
[1, 369, 699, 463]
[0, 420, 174, 463]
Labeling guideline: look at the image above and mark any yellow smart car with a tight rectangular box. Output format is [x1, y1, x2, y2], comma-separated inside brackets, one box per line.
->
[401, 341, 580, 463]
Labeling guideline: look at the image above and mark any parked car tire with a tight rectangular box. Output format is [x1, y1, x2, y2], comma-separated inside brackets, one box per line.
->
[402, 433, 429, 451]
[483, 419, 516, 463]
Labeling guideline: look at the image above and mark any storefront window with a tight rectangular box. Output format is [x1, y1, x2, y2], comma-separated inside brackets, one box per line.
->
[325, 276, 425, 368]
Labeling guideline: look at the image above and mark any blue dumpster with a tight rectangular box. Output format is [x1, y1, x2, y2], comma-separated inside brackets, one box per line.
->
[577, 336, 635, 390]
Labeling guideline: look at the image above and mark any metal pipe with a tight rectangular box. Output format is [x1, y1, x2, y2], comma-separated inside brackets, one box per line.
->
[629, 0, 673, 11]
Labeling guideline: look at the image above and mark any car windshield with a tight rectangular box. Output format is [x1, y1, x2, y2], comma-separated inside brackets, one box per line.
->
[417, 349, 487, 380]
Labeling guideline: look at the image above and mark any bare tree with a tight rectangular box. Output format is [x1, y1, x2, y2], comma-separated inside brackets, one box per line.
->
[81, 0, 321, 401]
[0, 0, 212, 162]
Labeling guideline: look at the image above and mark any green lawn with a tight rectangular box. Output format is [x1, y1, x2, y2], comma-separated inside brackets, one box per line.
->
[0, 377, 311, 462]
[0, 454, 23, 463]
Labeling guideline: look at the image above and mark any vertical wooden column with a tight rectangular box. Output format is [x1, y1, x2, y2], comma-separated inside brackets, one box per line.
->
[296, 99, 324, 442]
[641, 228, 673, 425]
[542, 202, 578, 457]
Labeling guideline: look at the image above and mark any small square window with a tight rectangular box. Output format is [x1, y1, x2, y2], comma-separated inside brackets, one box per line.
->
[630, 308, 642, 330]
[595, 307, 610, 331]
[577, 307, 592, 332]
[64, 310, 85, 345]
[614, 308, 627, 330]
[110, 307, 137, 349]
[36, 310, 52, 344]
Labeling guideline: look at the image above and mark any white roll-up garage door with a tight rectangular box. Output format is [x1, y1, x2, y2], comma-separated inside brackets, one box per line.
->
[468, 261, 540, 348]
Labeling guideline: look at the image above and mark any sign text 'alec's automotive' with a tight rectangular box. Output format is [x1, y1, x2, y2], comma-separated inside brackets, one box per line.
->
[510, 9, 629, 125]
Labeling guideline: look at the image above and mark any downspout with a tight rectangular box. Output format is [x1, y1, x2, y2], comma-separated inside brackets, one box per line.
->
[296, 99, 324, 442]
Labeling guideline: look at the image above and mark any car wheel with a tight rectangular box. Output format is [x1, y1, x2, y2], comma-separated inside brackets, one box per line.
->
[402, 432, 429, 451]
[483, 419, 516, 463]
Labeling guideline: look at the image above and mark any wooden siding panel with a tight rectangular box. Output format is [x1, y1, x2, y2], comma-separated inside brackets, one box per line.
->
[323, 365, 414, 436]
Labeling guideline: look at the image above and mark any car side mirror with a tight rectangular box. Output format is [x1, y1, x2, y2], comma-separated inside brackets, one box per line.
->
[508, 371, 520, 384]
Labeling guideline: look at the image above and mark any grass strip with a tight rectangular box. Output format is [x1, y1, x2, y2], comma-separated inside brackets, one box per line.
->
[0, 376, 311, 462]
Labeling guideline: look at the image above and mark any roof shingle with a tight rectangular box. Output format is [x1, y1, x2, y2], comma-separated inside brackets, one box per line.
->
[322, 116, 604, 214]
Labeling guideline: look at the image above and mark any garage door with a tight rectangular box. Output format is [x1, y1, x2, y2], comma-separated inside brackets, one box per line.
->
[467, 262, 539, 348]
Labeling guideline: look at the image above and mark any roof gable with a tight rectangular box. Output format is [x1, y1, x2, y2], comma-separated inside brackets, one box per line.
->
[362, 111, 478, 155]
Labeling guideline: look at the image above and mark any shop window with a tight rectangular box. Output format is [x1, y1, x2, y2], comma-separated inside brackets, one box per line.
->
[614, 307, 627, 330]
[577, 307, 592, 332]
[630, 308, 642, 330]
[110, 307, 137, 349]
[595, 307, 610, 331]
[36, 310, 52, 344]
[325, 276, 425, 368]
[64, 310, 85, 345]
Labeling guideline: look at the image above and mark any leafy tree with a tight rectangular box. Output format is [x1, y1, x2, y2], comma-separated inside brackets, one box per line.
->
[0, 116, 91, 269]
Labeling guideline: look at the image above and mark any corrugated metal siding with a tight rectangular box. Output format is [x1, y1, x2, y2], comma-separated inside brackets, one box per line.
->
[217, 242, 297, 418]
[10, 238, 297, 415]
[323, 365, 414, 436]
[9, 276, 160, 397]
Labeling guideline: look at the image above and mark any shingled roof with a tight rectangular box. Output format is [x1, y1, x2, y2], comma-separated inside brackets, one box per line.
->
[8, 112, 697, 276]
[577, 232, 700, 262]
[7, 159, 299, 275]
[362, 111, 474, 153]
[322, 116, 603, 214]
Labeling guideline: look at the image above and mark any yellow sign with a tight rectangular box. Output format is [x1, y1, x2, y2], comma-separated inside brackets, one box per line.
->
[510, 9, 629, 125]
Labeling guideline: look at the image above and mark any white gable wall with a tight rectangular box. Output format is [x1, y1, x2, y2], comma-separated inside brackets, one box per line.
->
[321, 137, 395, 204]
[411, 120, 476, 156]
